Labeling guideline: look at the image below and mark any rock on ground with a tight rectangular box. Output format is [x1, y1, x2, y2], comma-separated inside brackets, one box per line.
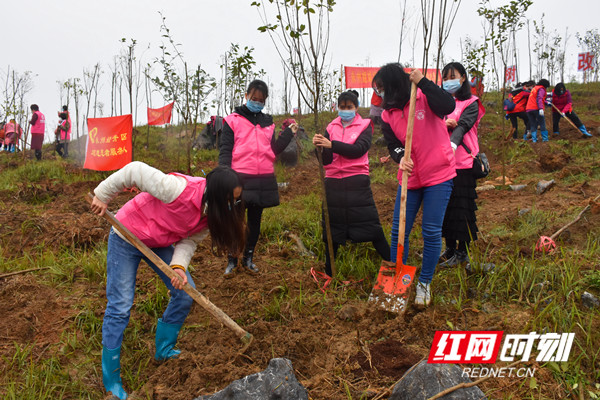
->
[194, 358, 308, 400]
[389, 360, 487, 400]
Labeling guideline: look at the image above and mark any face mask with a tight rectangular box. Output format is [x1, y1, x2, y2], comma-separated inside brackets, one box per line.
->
[443, 79, 461, 94]
[378, 91, 384, 99]
[246, 100, 265, 113]
[338, 110, 356, 122]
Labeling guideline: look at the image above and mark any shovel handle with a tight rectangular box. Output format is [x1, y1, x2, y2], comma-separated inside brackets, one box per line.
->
[396, 82, 418, 269]
[550, 102, 579, 131]
[85, 193, 252, 345]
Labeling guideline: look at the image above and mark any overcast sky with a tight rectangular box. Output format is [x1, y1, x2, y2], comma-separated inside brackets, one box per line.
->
[3, 0, 599, 140]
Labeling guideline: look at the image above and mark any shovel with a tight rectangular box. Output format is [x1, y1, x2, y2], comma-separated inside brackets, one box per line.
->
[85, 193, 253, 348]
[550, 102, 580, 131]
[369, 81, 418, 313]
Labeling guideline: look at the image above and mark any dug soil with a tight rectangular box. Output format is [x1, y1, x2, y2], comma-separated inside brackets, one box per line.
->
[0, 118, 599, 399]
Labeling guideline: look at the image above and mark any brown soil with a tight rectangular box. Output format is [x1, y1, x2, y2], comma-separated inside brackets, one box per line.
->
[0, 121, 599, 399]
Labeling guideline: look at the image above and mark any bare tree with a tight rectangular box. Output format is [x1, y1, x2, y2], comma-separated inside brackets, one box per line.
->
[433, 0, 462, 83]
[252, 0, 335, 131]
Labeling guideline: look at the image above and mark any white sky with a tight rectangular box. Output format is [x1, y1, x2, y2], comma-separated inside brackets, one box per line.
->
[2, 0, 599, 141]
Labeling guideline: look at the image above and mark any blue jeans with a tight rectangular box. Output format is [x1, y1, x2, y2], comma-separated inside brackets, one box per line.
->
[390, 180, 453, 284]
[102, 229, 196, 350]
[527, 110, 546, 132]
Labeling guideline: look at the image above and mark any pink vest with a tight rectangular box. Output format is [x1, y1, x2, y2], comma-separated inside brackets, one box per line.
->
[226, 113, 276, 175]
[4, 122, 19, 134]
[66, 115, 72, 140]
[115, 174, 208, 248]
[447, 97, 485, 170]
[381, 89, 456, 189]
[324, 115, 371, 179]
[31, 111, 45, 134]
[58, 120, 69, 141]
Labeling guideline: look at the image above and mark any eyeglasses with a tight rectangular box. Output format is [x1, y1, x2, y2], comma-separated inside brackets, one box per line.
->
[233, 198, 242, 206]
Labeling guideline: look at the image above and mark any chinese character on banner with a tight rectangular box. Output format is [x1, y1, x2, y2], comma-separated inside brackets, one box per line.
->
[84, 114, 132, 171]
[578, 52, 595, 71]
[292, 107, 299, 115]
[147, 102, 174, 126]
[505, 66, 517, 83]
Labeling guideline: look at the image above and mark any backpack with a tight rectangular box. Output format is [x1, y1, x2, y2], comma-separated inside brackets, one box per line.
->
[503, 95, 516, 112]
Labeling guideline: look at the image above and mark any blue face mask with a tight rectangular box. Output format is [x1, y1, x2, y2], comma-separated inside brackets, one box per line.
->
[246, 100, 265, 113]
[338, 110, 356, 122]
[443, 79, 461, 94]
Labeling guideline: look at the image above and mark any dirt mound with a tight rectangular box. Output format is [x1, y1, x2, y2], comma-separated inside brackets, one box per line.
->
[537, 147, 570, 172]
[351, 339, 421, 378]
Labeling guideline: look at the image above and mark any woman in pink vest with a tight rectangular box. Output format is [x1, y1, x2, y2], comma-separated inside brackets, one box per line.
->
[54, 112, 70, 158]
[373, 63, 456, 307]
[29, 104, 45, 160]
[438, 62, 486, 268]
[4, 119, 23, 153]
[312, 91, 391, 277]
[219, 79, 297, 277]
[90, 162, 246, 399]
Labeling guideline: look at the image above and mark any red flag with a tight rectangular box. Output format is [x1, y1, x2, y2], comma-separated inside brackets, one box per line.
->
[344, 66, 442, 88]
[84, 115, 133, 171]
[578, 52, 595, 71]
[147, 102, 174, 125]
[505, 66, 516, 83]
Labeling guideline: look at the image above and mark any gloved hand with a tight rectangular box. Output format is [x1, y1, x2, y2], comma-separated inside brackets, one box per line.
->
[539, 109, 544, 117]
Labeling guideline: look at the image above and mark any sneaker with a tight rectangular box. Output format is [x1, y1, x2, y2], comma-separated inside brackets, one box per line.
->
[224, 257, 237, 278]
[414, 282, 431, 307]
[438, 247, 455, 263]
[438, 250, 468, 268]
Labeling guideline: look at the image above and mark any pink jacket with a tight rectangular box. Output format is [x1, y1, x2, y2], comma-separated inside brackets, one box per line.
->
[115, 174, 208, 248]
[225, 113, 276, 175]
[31, 111, 45, 134]
[324, 115, 372, 179]
[382, 89, 456, 189]
[447, 97, 485, 170]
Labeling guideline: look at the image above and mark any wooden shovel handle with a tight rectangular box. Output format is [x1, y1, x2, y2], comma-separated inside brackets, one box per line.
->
[550, 102, 579, 131]
[396, 82, 418, 269]
[85, 193, 252, 345]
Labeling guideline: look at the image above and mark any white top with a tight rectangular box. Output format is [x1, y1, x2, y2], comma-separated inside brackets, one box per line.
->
[94, 161, 208, 269]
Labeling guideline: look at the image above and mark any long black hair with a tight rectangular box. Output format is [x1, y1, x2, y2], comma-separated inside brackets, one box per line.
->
[442, 62, 472, 101]
[372, 63, 411, 110]
[204, 166, 246, 257]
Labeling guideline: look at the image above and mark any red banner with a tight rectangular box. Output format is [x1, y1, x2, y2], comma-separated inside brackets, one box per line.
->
[84, 115, 132, 171]
[505, 65, 516, 83]
[344, 66, 442, 88]
[147, 102, 174, 125]
[578, 52, 595, 72]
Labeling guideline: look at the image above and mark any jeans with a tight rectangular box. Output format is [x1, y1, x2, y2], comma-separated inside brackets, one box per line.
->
[390, 180, 453, 284]
[102, 229, 196, 350]
[527, 110, 546, 132]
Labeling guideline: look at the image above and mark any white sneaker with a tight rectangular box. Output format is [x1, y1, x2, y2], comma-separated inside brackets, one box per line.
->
[415, 282, 431, 307]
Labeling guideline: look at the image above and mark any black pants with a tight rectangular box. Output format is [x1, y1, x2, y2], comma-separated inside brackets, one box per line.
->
[34, 149, 42, 160]
[508, 112, 529, 137]
[245, 204, 264, 256]
[552, 111, 583, 133]
[324, 229, 390, 277]
[56, 141, 69, 158]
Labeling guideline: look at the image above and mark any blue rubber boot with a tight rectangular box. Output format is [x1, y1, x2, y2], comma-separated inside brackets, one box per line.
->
[553, 131, 560, 136]
[155, 318, 182, 361]
[541, 130, 549, 142]
[102, 346, 128, 399]
[580, 125, 592, 137]
[531, 130, 538, 143]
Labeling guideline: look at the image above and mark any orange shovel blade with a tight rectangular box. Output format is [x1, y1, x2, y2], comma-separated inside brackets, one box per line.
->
[369, 245, 416, 313]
